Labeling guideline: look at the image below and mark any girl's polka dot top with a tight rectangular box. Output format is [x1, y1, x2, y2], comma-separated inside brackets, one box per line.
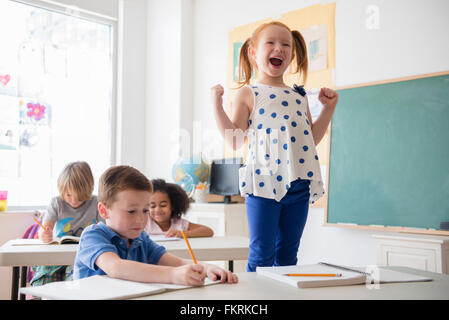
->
[238, 83, 325, 203]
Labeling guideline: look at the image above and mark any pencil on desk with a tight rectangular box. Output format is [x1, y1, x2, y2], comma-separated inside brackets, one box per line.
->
[181, 230, 197, 264]
[285, 273, 343, 277]
[33, 217, 47, 231]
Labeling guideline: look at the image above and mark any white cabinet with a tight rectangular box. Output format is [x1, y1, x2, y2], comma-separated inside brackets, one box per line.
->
[373, 233, 449, 274]
[0, 211, 37, 300]
[185, 203, 248, 271]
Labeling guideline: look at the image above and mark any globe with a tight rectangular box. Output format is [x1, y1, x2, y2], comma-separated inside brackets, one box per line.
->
[172, 156, 210, 196]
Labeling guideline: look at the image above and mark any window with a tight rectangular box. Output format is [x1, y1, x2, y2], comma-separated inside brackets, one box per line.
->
[0, 0, 115, 209]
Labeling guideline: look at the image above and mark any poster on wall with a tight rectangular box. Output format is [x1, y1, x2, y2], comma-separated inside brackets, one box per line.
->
[0, 95, 19, 124]
[233, 42, 243, 82]
[300, 25, 328, 72]
[0, 96, 19, 150]
[0, 125, 19, 150]
[0, 69, 18, 96]
[21, 100, 49, 125]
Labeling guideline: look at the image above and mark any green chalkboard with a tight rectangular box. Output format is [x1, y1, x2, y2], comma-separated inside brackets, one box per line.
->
[327, 73, 449, 231]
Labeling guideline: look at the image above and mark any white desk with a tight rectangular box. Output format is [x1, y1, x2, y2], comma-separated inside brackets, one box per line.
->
[134, 267, 449, 300]
[0, 236, 249, 300]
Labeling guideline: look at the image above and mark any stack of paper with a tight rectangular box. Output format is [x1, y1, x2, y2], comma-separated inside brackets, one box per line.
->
[256, 263, 433, 289]
[256, 264, 367, 288]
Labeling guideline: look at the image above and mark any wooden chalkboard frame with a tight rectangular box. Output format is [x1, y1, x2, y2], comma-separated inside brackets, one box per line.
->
[324, 70, 449, 236]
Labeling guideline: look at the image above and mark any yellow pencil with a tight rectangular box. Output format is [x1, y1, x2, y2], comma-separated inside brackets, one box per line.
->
[285, 273, 342, 277]
[33, 217, 47, 231]
[181, 230, 197, 264]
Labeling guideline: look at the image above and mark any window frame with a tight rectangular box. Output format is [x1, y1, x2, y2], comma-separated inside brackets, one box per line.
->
[5, 0, 118, 211]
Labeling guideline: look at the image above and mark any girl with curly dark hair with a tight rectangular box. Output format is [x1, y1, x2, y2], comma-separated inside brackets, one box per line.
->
[145, 179, 214, 238]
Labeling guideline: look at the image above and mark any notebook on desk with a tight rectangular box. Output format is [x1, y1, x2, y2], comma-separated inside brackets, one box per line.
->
[257, 264, 367, 288]
[256, 263, 432, 289]
[20, 275, 220, 300]
[149, 235, 181, 242]
[9, 236, 80, 246]
[318, 262, 433, 284]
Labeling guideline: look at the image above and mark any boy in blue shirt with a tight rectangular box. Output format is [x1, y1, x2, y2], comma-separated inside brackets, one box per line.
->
[73, 165, 238, 286]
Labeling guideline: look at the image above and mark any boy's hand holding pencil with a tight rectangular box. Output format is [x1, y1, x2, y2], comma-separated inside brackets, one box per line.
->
[34, 217, 53, 243]
[172, 264, 206, 286]
[181, 230, 238, 284]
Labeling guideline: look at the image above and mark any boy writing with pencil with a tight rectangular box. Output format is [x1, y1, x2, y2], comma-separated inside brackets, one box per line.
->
[32, 161, 101, 286]
[73, 165, 238, 286]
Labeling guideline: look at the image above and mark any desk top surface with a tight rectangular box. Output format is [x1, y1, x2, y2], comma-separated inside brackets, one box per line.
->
[0, 236, 250, 266]
[134, 267, 449, 300]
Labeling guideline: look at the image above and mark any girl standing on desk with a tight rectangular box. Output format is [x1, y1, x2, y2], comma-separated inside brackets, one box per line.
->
[211, 21, 338, 271]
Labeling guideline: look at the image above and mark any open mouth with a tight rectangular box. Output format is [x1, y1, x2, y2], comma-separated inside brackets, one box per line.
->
[269, 57, 283, 67]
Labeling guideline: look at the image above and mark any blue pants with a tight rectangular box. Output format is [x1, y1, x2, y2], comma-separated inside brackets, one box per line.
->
[245, 179, 310, 272]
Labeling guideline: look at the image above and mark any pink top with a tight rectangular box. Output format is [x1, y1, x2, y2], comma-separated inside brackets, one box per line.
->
[144, 217, 190, 236]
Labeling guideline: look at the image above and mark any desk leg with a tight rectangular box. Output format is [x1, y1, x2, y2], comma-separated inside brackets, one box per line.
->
[11, 266, 19, 300]
[20, 267, 27, 300]
[228, 260, 234, 272]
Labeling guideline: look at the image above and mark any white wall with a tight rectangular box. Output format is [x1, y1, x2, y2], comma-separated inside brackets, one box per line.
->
[335, 0, 449, 85]
[190, 0, 449, 267]
[145, 0, 197, 181]
[116, 0, 147, 171]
